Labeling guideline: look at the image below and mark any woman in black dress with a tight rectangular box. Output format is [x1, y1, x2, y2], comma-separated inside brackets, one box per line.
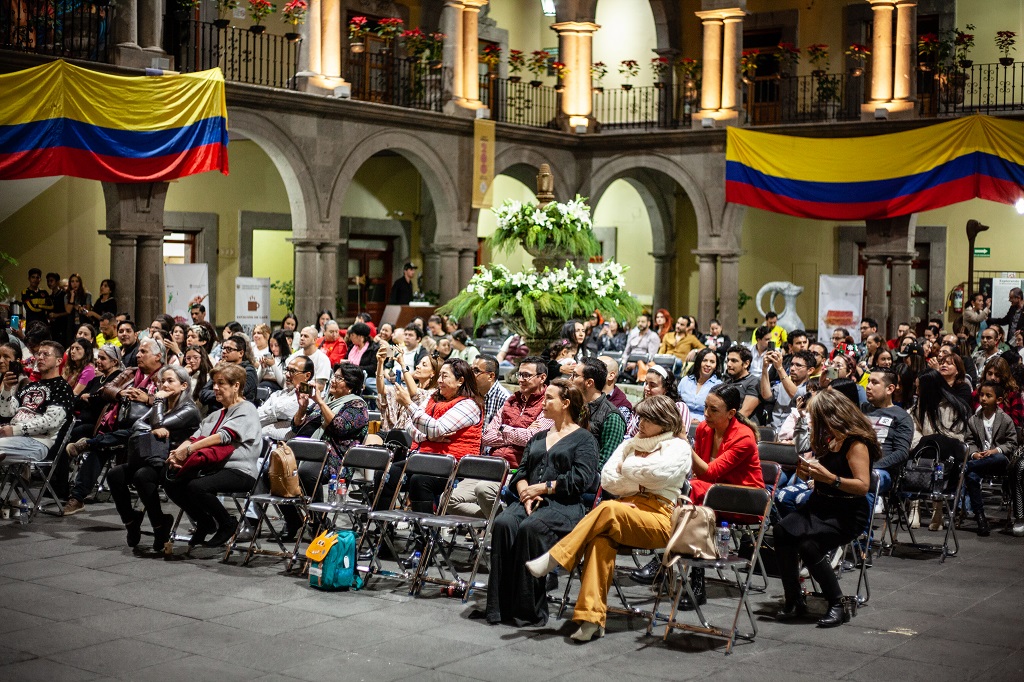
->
[774, 388, 880, 628]
[484, 377, 599, 626]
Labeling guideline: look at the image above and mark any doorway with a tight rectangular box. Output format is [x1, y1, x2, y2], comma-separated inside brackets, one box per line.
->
[347, 236, 394, 323]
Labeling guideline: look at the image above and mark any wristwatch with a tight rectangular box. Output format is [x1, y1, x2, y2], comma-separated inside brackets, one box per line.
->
[832, 475, 841, 487]
[546, 480, 554, 494]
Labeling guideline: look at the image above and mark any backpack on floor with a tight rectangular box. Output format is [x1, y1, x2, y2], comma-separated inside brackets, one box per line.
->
[306, 529, 362, 591]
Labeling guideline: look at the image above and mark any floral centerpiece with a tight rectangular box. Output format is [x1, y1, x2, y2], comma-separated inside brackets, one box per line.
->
[774, 42, 800, 74]
[247, 0, 274, 33]
[488, 195, 600, 264]
[440, 261, 641, 340]
[996, 30, 1016, 66]
[509, 49, 525, 81]
[281, 0, 305, 41]
[807, 43, 829, 73]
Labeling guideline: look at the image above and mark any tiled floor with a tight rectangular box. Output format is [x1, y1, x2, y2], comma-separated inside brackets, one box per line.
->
[1, 500, 1022, 681]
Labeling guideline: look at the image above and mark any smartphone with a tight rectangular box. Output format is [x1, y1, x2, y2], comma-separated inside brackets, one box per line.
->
[299, 382, 315, 395]
[394, 367, 403, 384]
[767, 340, 775, 352]
[826, 365, 839, 380]
[9, 359, 23, 376]
[9, 314, 19, 330]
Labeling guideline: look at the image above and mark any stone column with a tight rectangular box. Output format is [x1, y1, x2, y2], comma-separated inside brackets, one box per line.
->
[458, 249, 476, 291]
[307, 0, 323, 77]
[101, 182, 168, 323]
[442, 0, 465, 103]
[893, 1, 916, 101]
[889, 256, 915, 332]
[718, 253, 741, 339]
[320, 0, 342, 81]
[862, 254, 890, 332]
[111, 0, 138, 47]
[335, 239, 350, 318]
[422, 245, 441, 297]
[135, 235, 165, 324]
[720, 15, 743, 111]
[137, 0, 162, 52]
[695, 252, 718, 331]
[438, 247, 461, 305]
[292, 240, 321, 327]
[697, 14, 723, 112]
[551, 22, 600, 127]
[101, 234, 139, 321]
[461, 0, 486, 107]
[869, 1, 894, 103]
[317, 241, 340, 314]
[651, 251, 676, 315]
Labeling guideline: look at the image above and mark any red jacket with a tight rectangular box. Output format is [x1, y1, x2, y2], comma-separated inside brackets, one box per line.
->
[317, 337, 348, 366]
[690, 418, 764, 503]
[416, 395, 483, 459]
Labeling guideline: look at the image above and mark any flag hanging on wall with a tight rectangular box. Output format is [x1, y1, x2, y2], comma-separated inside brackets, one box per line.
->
[725, 115, 1024, 220]
[0, 60, 229, 183]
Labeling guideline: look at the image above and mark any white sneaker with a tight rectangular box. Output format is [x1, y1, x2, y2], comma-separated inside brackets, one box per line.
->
[1013, 521, 1024, 537]
[874, 498, 884, 515]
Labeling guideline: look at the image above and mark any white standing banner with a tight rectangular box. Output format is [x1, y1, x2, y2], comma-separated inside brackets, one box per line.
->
[818, 274, 864, 350]
[235, 277, 271, 328]
[991, 277, 1024, 319]
[165, 264, 209, 324]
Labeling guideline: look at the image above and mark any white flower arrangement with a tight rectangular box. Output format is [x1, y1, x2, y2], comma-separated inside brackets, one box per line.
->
[488, 195, 600, 257]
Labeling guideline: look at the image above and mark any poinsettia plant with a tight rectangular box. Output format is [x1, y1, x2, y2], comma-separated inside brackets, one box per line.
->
[591, 61, 608, 84]
[528, 50, 551, 78]
[618, 59, 639, 82]
[247, 0, 275, 26]
[348, 15, 368, 40]
[675, 56, 699, 79]
[376, 16, 404, 40]
[995, 30, 1017, 59]
[807, 43, 829, 68]
[481, 43, 501, 67]
[845, 43, 870, 62]
[401, 27, 430, 57]
[774, 42, 800, 71]
[509, 49, 525, 74]
[550, 61, 568, 79]
[651, 56, 670, 79]
[281, 0, 306, 26]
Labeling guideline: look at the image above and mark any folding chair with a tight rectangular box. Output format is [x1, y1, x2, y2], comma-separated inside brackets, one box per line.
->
[0, 418, 76, 520]
[412, 455, 509, 600]
[366, 410, 382, 436]
[730, 461, 781, 593]
[362, 453, 458, 588]
[836, 472, 880, 609]
[234, 438, 330, 567]
[300, 445, 394, 572]
[757, 426, 777, 443]
[650, 483, 772, 654]
[256, 386, 272, 405]
[652, 354, 679, 376]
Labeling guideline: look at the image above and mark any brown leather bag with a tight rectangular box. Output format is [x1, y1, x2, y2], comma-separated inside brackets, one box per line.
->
[98, 368, 135, 404]
[268, 442, 301, 498]
[662, 495, 719, 565]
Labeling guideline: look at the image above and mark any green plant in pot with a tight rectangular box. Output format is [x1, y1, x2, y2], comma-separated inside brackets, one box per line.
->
[996, 30, 1016, 66]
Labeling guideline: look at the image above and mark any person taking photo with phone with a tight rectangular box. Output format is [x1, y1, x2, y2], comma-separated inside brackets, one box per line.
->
[256, 355, 314, 440]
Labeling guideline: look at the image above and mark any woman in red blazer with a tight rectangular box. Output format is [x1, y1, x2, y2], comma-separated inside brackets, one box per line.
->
[683, 383, 764, 609]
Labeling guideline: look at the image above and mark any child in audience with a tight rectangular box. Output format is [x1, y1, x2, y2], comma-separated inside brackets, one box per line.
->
[964, 381, 1018, 537]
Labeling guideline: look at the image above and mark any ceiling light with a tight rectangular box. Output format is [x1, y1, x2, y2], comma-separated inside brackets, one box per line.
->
[541, 0, 556, 17]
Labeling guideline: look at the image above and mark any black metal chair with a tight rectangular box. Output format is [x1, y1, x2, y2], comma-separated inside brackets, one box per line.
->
[0, 417, 77, 520]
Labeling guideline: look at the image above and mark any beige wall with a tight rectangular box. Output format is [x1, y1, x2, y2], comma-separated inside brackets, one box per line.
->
[593, 179, 655, 304]
[488, 0, 553, 59]
[592, 0, 658, 88]
[960, 1, 1024, 64]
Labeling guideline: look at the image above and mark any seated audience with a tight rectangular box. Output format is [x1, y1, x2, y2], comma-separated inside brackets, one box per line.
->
[964, 381, 1018, 537]
[678, 348, 721, 422]
[625, 365, 690, 437]
[0, 340, 73, 461]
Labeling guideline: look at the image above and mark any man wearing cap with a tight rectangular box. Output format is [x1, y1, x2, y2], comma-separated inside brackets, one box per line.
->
[389, 262, 417, 305]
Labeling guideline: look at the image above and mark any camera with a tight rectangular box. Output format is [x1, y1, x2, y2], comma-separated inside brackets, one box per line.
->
[299, 382, 316, 395]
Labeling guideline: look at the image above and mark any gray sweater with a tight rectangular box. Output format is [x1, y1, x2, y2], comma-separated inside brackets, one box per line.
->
[193, 401, 262, 480]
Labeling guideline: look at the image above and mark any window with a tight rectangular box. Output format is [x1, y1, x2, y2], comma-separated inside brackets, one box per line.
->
[163, 232, 196, 264]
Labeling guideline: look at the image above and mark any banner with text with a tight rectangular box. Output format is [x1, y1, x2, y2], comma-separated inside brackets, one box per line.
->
[818, 274, 864, 351]
[235, 277, 271, 328]
[165, 263, 209, 324]
[471, 118, 495, 209]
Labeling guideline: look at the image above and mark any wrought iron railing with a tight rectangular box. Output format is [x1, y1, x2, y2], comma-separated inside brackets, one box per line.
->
[1, 0, 114, 62]
[591, 82, 696, 130]
[165, 18, 300, 90]
[917, 61, 1024, 116]
[346, 52, 446, 112]
[478, 75, 560, 129]
[745, 72, 860, 126]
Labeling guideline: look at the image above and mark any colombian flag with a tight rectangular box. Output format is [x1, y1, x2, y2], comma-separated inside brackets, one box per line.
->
[726, 115, 1024, 220]
[0, 60, 228, 182]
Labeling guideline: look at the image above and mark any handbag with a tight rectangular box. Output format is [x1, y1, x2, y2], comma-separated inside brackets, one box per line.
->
[268, 442, 301, 498]
[129, 432, 170, 468]
[662, 494, 719, 565]
[116, 397, 151, 431]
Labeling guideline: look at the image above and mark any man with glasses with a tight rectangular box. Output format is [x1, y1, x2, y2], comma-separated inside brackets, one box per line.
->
[456, 357, 549, 519]
[973, 328, 1002, 375]
[200, 335, 258, 406]
[0, 340, 73, 461]
[257, 356, 314, 440]
[472, 355, 511, 431]
[287, 326, 331, 391]
[808, 341, 828, 378]
[760, 349, 814, 430]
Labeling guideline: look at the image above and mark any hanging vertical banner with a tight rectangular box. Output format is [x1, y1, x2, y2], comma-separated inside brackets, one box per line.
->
[472, 118, 495, 209]
[165, 263, 209, 324]
[818, 274, 864, 350]
[235, 277, 271, 328]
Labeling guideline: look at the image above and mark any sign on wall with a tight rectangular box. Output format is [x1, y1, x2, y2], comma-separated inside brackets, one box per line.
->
[818, 274, 863, 350]
[235, 277, 271, 328]
[992, 277, 1024, 319]
[165, 263, 209, 324]
[471, 118, 495, 209]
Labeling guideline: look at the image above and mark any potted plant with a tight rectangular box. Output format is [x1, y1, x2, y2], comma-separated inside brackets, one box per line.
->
[774, 42, 800, 76]
[508, 49, 525, 83]
[527, 50, 550, 87]
[675, 56, 699, 84]
[280, 0, 305, 42]
[650, 56, 670, 88]
[348, 15, 368, 52]
[247, 0, 274, 34]
[481, 43, 501, 77]
[618, 59, 638, 90]
[807, 43, 829, 76]
[816, 73, 841, 121]
[845, 43, 870, 77]
[427, 32, 445, 68]
[591, 61, 607, 92]
[214, 0, 237, 28]
[550, 61, 568, 91]
[739, 48, 759, 83]
[917, 33, 939, 70]
[955, 24, 975, 68]
[376, 16, 404, 43]
[400, 27, 428, 62]
[996, 30, 1016, 66]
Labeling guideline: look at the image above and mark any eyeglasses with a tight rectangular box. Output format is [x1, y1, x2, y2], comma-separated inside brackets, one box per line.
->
[330, 374, 345, 382]
[517, 372, 537, 380]
[790, 363, 807, 369]
[222, 345, 240, 353]
[284, 367, 301, 375]
[471, 367, 491, 375]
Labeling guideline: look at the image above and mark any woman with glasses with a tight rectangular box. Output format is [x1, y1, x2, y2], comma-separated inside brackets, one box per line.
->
[375, 344, 441, 432]
[198, 335, 257, 406]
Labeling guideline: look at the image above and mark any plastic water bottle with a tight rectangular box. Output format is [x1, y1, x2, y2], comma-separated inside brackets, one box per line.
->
[18, 498, 30, 525]
[410, 550, 421, 570]
[327, 475, 338, 504]
[717, 522, 730, 558]
[338, 474, 348, 502]
[933, 463, 944, 495]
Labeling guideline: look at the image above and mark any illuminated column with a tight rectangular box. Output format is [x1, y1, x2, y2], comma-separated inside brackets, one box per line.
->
[307, 0, 323, 76]
[442, 0, 465, 103]
[551, 21, 600, 128]
[869, 0, 894, 103]
[720, 14, 744, 110]
[320, 0, 342, 82]
[893, 1, 916, 101]
[696, 13, 723, 112]
[460, 0, 487, 106]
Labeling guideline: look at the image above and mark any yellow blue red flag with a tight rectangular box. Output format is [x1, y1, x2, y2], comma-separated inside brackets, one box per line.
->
[0, 60, 228, 182]
[726, 115, 1024, 220]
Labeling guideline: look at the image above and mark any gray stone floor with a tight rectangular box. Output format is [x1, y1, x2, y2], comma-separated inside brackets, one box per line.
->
[1, 500, 1022, 682]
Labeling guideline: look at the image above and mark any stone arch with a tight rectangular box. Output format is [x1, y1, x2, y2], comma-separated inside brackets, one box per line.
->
[493, 145, 572, 200]
[225, 107, 319, 237]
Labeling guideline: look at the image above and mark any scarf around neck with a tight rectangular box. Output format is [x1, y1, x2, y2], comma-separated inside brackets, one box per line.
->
[621, 430, 676, 459]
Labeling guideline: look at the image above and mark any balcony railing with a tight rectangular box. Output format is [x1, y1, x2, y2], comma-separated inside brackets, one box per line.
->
[478, 75, 560, 129]
[745, 72, 861, 126]
[918, 61, 1024, 116]
[1, 0, 114, 63]
[346, 52, 446, 112]
[592, 82, 695, 130]
[165, 18, 300, 90]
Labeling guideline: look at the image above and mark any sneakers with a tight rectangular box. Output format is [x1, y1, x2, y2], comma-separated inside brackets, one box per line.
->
[62, 498, 85, 516]
[1012, 521, 1024, 537]
[65, 438, 89, 458]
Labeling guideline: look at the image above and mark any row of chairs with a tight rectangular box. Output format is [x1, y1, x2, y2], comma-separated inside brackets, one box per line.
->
[0, 417, 77, 520]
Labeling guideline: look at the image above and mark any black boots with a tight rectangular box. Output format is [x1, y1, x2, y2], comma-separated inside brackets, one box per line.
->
[975, 509, 991, 537]
[806, 556, 850, 628]
[630, 555, 661, 585]
[679, 568, 707, 610]
[818, 600, 851, 628]
[124, 510, 145, 548]
[775, 595, 808, 621]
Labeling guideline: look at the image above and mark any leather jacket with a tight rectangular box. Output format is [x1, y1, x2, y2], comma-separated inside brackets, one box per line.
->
[132, 395, 201, 449]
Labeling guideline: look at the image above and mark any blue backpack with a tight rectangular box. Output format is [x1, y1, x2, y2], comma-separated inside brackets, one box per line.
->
[306, 530, 363, 591]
